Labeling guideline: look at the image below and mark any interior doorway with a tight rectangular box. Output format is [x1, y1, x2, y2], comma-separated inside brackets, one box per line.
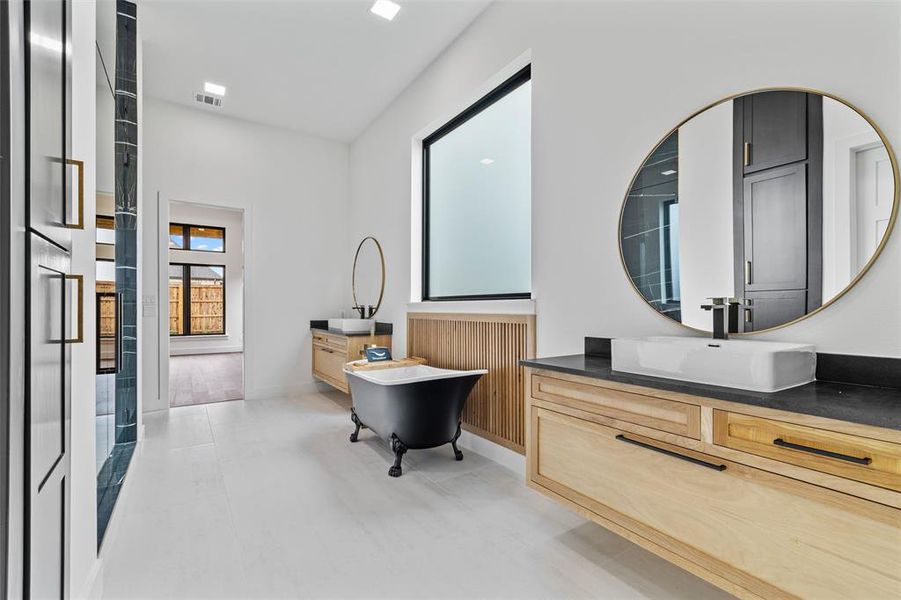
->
[166, 201, 245, 407]
[852, 144, 893, 272]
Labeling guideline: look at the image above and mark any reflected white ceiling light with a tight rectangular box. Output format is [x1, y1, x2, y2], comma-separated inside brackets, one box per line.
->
[661, 169, 677, 175]
[480, 158, 495, 165]
[29, 32, 69, 54]
[204, 81, 227, 96]
[370, 0, 401, 21]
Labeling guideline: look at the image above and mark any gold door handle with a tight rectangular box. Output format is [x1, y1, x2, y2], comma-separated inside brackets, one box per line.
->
[743, 142, 751, 167]
[65, 158, 85, 229]
[65, 274, 84, 343]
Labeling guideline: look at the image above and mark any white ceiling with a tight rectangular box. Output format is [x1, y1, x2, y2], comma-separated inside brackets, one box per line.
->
[139, 0, 491, 142]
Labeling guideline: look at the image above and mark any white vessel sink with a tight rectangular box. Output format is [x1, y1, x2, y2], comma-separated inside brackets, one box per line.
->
[328, 318, 375, 334]
[611, 336, 816, 393]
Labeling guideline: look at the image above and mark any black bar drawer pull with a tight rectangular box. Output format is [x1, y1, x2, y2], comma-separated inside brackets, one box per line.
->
[616, 434, 727, 471]
[772, 438, 872, 465]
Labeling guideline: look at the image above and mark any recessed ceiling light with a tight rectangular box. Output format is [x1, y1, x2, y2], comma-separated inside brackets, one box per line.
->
[204, 81, 227, 96]
[661, 169, 677, 175]
[370, 0, 401, 21]
[480, 158, 495, 165]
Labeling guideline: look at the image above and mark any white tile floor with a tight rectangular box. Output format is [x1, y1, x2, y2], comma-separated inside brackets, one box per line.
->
[92, 390, 730, 599]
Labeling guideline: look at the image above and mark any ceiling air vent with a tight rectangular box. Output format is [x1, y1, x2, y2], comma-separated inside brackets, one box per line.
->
[193, 92, 223, 108]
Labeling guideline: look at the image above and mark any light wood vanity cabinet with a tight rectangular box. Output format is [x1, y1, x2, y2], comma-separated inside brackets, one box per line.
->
[526, 368, 901, 600]
[311, 330, 391, 394]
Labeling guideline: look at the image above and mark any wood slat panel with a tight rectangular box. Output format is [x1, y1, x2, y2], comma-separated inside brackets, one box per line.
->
[407, 313, 535, 454]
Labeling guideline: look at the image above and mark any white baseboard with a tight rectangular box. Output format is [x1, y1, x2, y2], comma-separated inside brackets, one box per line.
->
[458, 430, 525, 478]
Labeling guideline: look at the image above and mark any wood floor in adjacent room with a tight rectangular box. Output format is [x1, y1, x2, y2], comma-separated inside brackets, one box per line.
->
[169, 352, 244, 407]
[91, 389, 730, 599]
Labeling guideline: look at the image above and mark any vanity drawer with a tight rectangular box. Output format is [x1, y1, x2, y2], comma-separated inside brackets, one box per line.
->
[312, 331, 348, 352]
[312, 331, 331, 346]
[714, 411, 901, 492]
[326, 335, 348, 352]
[312, 344, 348, 392]
[532, 407, 901, 599]
[531, 374, 700, 438]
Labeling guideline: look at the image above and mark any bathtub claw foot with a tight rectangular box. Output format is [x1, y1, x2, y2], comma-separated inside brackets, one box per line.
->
[350, 408, 362, 443]
[389, 434, 408, 477]
[451, 423, 463, 461]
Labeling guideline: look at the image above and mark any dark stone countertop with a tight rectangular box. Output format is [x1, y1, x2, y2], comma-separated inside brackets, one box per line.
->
[310, 320, 392, 337]
[521, 354, 901, 432]
[311, 327, 390, 338]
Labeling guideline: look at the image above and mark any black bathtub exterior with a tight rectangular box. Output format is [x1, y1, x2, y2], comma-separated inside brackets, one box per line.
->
[346, 371, 484, 477]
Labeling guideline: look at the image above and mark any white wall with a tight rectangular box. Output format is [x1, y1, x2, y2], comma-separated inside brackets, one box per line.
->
[70, 0, 98, 596]
[141, 98, 349, 411]
[678, 101, 735, 330]
[95, 83, 114, 195]
[349, 0, 901, 358]
[168, 202, 244, 355]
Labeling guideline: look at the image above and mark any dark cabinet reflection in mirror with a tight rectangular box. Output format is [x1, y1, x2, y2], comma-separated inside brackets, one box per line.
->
[735, 91, 822, 331]
[620, 89, 897, 334]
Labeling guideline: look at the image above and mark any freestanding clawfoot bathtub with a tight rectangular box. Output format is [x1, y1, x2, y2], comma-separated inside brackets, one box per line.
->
[344, 363, 487, 477]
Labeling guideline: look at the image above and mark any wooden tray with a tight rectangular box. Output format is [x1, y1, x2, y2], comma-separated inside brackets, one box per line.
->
[345, 357, 428, 372]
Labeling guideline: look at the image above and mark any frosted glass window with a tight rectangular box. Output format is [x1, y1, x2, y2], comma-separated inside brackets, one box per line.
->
[424, 67, 531, 299]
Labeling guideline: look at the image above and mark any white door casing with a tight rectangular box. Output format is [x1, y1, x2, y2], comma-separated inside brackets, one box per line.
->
[853, 144, 893, 272]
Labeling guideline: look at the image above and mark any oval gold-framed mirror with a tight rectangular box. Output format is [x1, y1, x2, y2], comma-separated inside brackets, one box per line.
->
[352, 236, 386, 318]
[619, 88, 899, 335]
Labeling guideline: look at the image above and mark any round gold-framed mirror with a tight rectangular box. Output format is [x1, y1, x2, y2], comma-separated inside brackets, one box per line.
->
[618, 88, 899, 335]
[352, 236, 386, 318]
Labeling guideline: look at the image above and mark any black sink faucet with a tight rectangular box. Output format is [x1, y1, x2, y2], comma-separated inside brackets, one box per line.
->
[700, 297, 743, 340]
[352, 304, 377, 319]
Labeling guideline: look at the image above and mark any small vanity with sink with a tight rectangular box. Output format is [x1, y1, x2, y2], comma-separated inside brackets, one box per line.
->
[310, 321, 392, 393]
[311, 236, 392, 393]
[523, 88, 900, 599]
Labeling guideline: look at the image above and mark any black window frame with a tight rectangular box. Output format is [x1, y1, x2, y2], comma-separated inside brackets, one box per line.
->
[421, 64, 532, 302]
[95, 290, 118, 375]
[169, 262, 226, 336]
[169, 222, 226, 253]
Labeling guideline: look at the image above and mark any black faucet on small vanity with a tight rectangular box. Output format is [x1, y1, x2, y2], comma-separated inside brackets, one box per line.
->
[352, 304, 376, 319]
[700, 297, 743, 340]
